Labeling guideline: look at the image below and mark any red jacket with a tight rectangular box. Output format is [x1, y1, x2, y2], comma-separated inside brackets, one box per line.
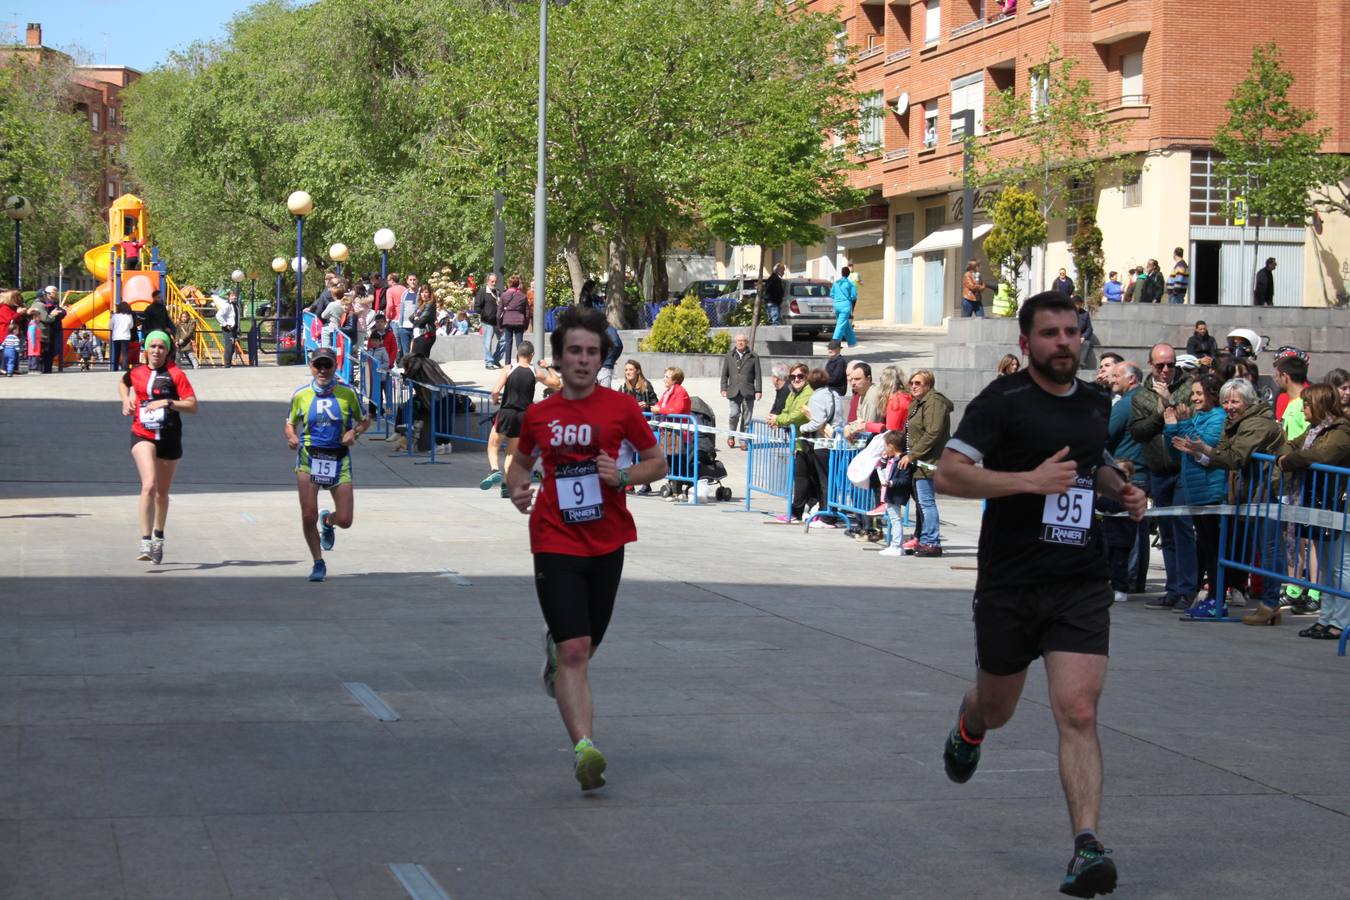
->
[368, 327, 398, 361]
[656, 384, 690, 416]
[863, 391, 912, 434]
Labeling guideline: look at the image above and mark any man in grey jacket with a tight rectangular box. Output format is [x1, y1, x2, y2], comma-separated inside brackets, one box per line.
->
[719, 333, 761, 449]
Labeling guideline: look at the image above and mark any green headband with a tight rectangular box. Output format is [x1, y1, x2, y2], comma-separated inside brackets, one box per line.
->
[144, 330, 172, 349]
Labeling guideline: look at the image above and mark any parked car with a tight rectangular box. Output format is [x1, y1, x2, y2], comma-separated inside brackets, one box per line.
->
[781, 279, 836, 339]
[681, 279, 756, 303]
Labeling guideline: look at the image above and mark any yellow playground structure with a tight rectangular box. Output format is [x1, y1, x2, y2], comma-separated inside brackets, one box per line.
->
[62, 194, 228, 365]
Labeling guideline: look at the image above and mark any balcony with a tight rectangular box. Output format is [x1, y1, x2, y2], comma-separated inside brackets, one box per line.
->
[1103, 94, 1151, 124]
[951, 18, 986, 40]
[885, 47, 912, 64]
[858, 45, 885, 63]
[883, 147, 911, 162]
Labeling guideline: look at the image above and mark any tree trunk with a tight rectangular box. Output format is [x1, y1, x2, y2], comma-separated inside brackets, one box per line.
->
[650, 228, 669, 306]
[562, 233, 585, 302]
[635, 235, 650, 302]
[605, 234, 628, 328]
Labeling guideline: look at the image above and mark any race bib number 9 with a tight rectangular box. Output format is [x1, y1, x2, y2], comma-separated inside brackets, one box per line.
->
[1041, 474, 1094, 546]
[556, 459, 604, 524]
[138, 403, 165, 430]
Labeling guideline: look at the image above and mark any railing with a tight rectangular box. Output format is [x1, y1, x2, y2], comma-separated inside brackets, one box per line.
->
[883, 147, 910, 162]
[301, 311, 354, 383]
[164, 276, 227, 367]
[885, 48, 911, 64]
[804, 435, 901, 542]
[857, 45, 885, 62]
[647, 412, 702, 505]
[951, 18, 986, 39]
[1109, 93, 1149, 107]
[744, 419, 796, 520]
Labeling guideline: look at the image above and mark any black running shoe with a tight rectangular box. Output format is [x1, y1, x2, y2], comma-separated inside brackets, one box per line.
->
[1060, 841, 1117, 898]
[942, 724, 981, 783]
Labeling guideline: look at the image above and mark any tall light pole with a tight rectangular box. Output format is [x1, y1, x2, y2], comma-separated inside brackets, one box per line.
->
[4, 196, 33, 289]
[532, 0, 570, 357]
[329, 242, 349, 278]
[288, 191, 314, 364]
[374, 229, 395, 284]
[272, 256, 287, 363]
[959, 109, 975, 278]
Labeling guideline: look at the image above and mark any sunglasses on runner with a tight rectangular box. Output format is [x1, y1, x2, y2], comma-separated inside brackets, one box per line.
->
[311, 360, 334, 370]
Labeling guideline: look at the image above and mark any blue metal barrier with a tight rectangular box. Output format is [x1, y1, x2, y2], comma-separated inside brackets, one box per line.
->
[647, 412, 700, 505]
[744, 419, 795, 519]
[1212, 452, 1350, 651]
[356, 351, 395, 438]
[804, 436, 900, 541]
[301, 311, 354, 383]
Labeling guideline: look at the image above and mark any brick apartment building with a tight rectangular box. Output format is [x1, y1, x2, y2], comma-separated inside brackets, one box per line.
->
[2, 23, 139, 215]
[716, 0, 1349, 319]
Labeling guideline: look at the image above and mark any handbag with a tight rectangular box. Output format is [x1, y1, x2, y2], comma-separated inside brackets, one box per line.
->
[846, 431, 886, 488]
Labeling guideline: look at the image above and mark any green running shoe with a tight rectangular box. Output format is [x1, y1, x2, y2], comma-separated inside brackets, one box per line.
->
[541, 629, 558, 698]
[1060, 841, 1116, 898]
[942, 722, 982, 784]
[574, 738, 607, 791]
[479, 470, 503, 490]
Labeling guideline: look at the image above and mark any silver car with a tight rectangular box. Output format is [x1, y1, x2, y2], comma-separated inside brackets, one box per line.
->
[781, 279, 836, 339]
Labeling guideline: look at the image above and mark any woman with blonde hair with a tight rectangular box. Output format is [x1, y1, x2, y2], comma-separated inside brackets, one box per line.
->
[996, 354, 1020, 377]
[857, 365, 912, 437]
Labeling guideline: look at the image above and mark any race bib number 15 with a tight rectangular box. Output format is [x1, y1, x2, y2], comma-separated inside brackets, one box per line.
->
[1041, 474, 1094, 546]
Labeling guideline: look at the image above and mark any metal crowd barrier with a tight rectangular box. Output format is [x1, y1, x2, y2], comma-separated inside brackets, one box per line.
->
[301, 311, 354, 383]
[803, 435, 901, 542]
[1214, 452, 1350, 654]
[355, 351, 397, 439]
[743, 419, 796, 519]
[646, 412, 701, 505]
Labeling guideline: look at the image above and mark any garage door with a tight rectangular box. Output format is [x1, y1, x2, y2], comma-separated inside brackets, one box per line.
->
[849, 244, 885, 319]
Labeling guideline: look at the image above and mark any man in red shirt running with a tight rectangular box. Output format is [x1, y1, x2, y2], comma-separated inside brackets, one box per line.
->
[507, 304, 667, 791]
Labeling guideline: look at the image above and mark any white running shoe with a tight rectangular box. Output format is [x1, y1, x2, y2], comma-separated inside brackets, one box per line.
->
[1113, 591, 1129, 603]
[137, 538, 153, 561]
[149, 538, 164, 565]
[878, 546, 904, 557]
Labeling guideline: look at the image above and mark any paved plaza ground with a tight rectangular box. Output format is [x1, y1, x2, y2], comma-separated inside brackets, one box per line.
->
[1, 359, 1348, 899]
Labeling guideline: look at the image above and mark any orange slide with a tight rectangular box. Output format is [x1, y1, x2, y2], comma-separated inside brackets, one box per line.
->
[61, 242, 159, 343]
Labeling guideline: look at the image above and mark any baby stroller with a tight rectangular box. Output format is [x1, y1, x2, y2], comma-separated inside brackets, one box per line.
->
[659, 396, 732, 502]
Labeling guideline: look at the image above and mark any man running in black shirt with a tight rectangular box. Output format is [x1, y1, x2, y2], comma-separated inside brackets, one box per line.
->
[934, 291, 1146, 898]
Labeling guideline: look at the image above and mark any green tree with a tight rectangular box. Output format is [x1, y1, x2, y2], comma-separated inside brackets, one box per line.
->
[1213, 41, 1331, 291]
[1070, 212, 1105, 306]
[982, 186, 1046, 307]
[0, 58, 102, 285]
[971, 47, 1129, 292]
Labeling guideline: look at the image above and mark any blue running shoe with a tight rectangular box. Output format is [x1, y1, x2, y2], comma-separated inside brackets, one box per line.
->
[308, 559, 327, 582]
[319, 508, 335, 551]
[1060, 841, 1116, 897]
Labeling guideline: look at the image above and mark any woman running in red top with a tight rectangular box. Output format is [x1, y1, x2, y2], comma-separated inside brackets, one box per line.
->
[118, 330, 198, 563]
[507, 304, 667, 792]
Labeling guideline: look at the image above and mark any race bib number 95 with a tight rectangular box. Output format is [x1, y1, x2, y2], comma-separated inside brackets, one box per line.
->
[1041, 474, 1094, 546]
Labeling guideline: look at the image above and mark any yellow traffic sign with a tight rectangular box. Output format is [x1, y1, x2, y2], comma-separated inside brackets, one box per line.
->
[1234, 196, 1247, 227]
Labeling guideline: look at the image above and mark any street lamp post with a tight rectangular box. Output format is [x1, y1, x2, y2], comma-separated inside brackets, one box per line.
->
[329, 242, 349, 278]
[4, 195, 33, 290]
[374, 229, 395, 284]
[531, 0, 570, 357]
[959, 110, 975, 278]
[271, 257, 288, 363]
[288, 191, 314, 364]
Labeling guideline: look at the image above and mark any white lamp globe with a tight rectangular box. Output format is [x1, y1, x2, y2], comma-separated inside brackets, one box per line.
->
[231, 269, 245, 283]
[291, 256, 309, 274]
[329, 242, 349, 262]
[373, 228, 396, 251]
[287, 191, 314, 217]
[271, 257, 288, 273]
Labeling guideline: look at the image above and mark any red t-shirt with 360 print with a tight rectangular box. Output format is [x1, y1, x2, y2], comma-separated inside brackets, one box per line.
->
[517, 387, 656, 557]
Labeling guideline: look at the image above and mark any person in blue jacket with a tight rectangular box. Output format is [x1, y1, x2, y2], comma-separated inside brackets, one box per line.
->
[830, 266, 858, 347]
[1163, 373, 1228, 616]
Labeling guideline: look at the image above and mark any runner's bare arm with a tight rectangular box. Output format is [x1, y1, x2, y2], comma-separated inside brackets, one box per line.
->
[285, 418, 300, 450]
[163, 396, 198, 415]
[935, 446, 1078, 499]
[535, 364, 561, 391]
[118, 380, 134, 416]
[490, 366, 511, 404]
[1094, 465, 1146, 521]
[596, 444, 666, 488]
[506, 450, 536, 513]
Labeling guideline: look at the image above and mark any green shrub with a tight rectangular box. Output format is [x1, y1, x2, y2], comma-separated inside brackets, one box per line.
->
[725, 298, 757, 327]
[639, 295, 726, 353]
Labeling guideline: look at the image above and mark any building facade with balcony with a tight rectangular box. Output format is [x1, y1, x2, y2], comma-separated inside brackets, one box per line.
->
[1, 23, 139, 216]
[778, 0, 1350, 321]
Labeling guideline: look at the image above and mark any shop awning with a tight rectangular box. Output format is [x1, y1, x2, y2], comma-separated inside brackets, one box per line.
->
[835, 226, 886, 249]
[908, 223, 993, 254]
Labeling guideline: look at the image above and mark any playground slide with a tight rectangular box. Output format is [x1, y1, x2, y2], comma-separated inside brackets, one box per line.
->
[59, 244, 159, 357]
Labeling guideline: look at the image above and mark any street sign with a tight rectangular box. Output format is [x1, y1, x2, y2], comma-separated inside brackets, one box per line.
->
[1234, 196, 1247, 227]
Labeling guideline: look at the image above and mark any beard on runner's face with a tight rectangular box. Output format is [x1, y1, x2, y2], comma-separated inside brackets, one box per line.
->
[1029, 345, 1078, 385]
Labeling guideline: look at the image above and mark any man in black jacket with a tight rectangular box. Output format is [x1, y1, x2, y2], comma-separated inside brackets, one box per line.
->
[1185, 320, 1218, 367]
[825, 340, 847, 394]
[762, 263, 785, 325]
[1253, 258, 1276, 306]
[1139, 259, 1165, 303]
[473, 273, 504, 369]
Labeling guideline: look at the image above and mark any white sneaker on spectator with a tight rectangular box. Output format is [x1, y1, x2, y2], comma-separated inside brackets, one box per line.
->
[1113, 591, 1129, 603]
[1226, 587, 1248, 608]
[808, 519, 837, 529]
[878, 546, 904, 557]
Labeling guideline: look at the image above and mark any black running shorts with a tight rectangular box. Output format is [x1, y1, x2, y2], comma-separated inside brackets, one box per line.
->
[494, 407, 525, 439]
[130, 432, 183, 461]
[972, 578, 1112, 676]
[534, 548, 625, 645]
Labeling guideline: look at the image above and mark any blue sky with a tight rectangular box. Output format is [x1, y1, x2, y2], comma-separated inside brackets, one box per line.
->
[4, 1, 282, 71]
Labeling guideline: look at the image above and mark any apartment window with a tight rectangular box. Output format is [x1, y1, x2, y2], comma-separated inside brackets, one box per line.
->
[834, 29, 848, 65]
[1029, 68, 1049, 116]
[1122, 170, 1142, 208]
[924, 0, 941, 47]
[923, 101, 939, 149]
[859, 91, 884, 152]
[790, 242, 807, 274]
[91, 110, 100, 131]
[925, 205, 946, 234]
[1065, 176, 1095, 238]
[108, 106, 117, 128]
[950, 72, 984, 140]
[1120, 52, 1144, 105]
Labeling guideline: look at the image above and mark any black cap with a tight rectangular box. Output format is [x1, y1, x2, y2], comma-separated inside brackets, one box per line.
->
[309, 346, 337, 363]
[827, 339, 841, 350]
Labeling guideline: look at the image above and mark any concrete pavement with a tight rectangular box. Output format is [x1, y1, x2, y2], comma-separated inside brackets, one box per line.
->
[1, 363, 1348, 899]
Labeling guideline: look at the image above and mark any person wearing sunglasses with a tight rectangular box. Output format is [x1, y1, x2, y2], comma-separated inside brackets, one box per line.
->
[285, 346, 370, 582]
[1129, 343, 1198, 610]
